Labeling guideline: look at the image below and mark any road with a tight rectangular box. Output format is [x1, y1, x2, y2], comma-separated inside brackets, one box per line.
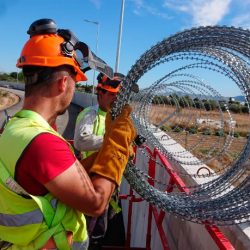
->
[0, 87, 81, 139]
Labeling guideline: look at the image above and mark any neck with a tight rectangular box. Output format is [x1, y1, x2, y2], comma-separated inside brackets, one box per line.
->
[99, 104, 110, 112]
[23, 96, 58, 126]
[99, 106, 107, 112]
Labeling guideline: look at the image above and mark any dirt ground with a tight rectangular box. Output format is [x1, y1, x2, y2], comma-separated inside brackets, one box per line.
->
[0, 89, 20, 111]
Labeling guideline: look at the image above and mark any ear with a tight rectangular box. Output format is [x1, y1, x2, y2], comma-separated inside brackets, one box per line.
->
[57, 75, 69, 93]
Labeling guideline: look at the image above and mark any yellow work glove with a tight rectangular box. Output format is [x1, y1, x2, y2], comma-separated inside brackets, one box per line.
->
[89, 105, 136, 186]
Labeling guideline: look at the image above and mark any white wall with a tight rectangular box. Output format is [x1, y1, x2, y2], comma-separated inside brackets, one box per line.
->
[120, 150, 219, 250]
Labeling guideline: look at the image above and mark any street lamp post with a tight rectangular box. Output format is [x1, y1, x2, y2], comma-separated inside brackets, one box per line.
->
[16, 69, 19, 84]
[115, 0, 125, 73]
[84, 19, 100, 105]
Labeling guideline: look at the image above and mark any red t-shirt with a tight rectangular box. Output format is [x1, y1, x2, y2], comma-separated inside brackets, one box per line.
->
[15, 133, 76, 196]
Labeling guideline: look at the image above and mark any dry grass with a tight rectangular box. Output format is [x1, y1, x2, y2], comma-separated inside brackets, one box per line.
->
[148, 104, 250, 136]
[147, 104, 249, 172]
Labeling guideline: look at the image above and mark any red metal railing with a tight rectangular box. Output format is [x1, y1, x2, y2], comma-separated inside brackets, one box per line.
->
[120, 145, 235, 250]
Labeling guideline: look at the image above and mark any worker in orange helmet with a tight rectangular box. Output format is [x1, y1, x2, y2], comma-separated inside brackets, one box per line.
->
[74, 72, 126, 248]
[74, 72, 124, 159]
[0, 18, 136, 250]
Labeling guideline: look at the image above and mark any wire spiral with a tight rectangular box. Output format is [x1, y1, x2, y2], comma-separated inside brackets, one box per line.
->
[112, 26, 250, 225]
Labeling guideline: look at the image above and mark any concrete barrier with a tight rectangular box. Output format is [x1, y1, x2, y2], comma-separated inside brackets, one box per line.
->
[0, 82, 97, 109]
[72, 91, 97, 108]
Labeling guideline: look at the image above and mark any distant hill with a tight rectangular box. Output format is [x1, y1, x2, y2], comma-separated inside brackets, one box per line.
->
[233, 95, 245, 102]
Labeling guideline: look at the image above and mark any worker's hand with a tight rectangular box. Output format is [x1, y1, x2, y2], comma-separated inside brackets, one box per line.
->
[105, 104, 131, 133]
[128, 145, 135, 160]
[89, 105, 136, 186]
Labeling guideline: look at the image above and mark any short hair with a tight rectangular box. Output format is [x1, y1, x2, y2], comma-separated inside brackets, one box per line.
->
[23, 65, 75, 96]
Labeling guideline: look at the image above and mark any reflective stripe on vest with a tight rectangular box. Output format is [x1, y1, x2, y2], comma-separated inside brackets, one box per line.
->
[77, 106, 106, 159]
[0, 210, 43, 226]
[0, 198, 58, 227]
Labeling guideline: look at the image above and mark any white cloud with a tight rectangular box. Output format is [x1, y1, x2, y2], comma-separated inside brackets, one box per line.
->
[133, 0, 144, 7]
[191, 0, 231, 26]
[89, 0, 101, 9]
[163, 0, 231, 26]
[131, 0, 171, 19]
[131, 0, 250, 28]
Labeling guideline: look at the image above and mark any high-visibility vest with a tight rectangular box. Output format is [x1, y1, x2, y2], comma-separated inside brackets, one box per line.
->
[76, 106, 106, 159]
[0, 110, 87, 249]
[75, 107, 122, 214]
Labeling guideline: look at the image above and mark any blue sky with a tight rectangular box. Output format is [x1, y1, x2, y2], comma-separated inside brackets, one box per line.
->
[0, 0, 249, 96]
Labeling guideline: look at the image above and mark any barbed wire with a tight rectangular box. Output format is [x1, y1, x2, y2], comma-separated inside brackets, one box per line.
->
[111, 26, 250, 225]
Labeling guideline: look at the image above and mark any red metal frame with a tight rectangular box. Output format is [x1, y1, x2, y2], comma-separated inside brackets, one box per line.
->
[120, 145, 235, 250]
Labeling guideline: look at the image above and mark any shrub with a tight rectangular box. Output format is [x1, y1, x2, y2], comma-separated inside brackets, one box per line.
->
[233, 132, 240, 138]
[173, 126, 183, 133]
[188, 127, 197, 134]
[160, 125, 170, 132]
[202, 128, 212, 135]
[229, 103, 241, 113]
[215, 129, 225, 137]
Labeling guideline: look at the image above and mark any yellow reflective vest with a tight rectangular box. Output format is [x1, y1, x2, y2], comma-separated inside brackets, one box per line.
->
[0, 110, 87, 249]
[74, 105, 106, 159]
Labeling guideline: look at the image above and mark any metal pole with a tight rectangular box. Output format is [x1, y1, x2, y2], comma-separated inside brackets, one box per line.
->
[84, 19, 100, 105]
[115, 0, 125, 73]
[92, 22, 99, 105]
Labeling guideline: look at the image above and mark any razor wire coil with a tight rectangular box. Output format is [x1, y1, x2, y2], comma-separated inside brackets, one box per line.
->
[111, 26, 250, 225]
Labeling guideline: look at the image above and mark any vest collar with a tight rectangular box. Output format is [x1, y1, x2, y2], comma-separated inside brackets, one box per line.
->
[14, 110, 53, 130]
[97, 107, 107, 116]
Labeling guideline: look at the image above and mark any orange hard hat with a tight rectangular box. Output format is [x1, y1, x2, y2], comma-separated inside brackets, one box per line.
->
[96, 72, 124, 93]
[16, 34, 87, 82]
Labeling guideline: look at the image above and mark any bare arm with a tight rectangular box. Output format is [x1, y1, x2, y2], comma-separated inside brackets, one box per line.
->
[45, 159, 115, 216]
[46, 105, 135, 217]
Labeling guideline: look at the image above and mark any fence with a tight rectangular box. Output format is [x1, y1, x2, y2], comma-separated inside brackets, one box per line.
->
[120, 145, 235, 250]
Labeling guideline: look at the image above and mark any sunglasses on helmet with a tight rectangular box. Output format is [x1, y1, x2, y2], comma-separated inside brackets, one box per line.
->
[97, 72, 124, 87]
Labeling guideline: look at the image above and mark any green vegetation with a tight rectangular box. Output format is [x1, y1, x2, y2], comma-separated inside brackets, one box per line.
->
[152, 94, 249, 114]
[75, 83, 94, 93]
[160, 125, 170, 132]
[188, 127, 198, 134]
[173, 126, 183, 133]
[161, 124, 248, 138]
[202, 128, 212, 135]
[0, 72, 94, 94]
[215, 129, 225, 137]
[233, 132, 240, 138]
[0, 72, 24, 82]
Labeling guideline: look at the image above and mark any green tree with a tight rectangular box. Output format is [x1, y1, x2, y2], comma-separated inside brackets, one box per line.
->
[229, 103, 241, 113]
